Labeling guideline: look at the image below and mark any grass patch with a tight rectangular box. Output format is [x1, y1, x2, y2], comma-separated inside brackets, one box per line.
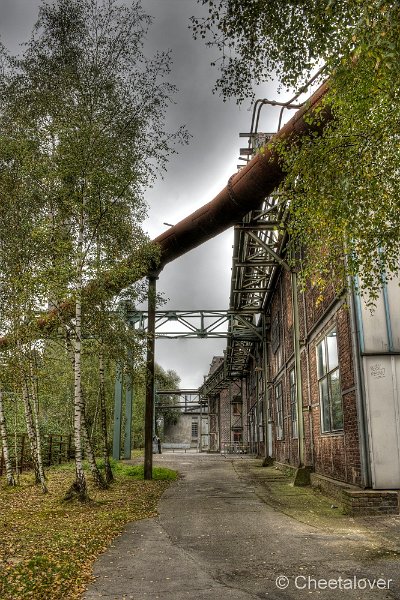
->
[115, 463, 178, 480]
[0, 463, 176, 599]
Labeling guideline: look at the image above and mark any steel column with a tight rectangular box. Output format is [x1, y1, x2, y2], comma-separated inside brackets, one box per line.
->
[199, 398, 203, 453]
[144, 273, 158, 480]
[263, 319, 271, 461]
[349, 282, 371, 488]
[112, 364, 123, 460]
[124, 372, 133, 460]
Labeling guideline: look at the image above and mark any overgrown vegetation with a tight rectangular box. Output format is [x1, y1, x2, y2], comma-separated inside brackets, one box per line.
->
[192, 0, 400, 303]
[0, 463, 177, 600]
[0, 0, 186, 497]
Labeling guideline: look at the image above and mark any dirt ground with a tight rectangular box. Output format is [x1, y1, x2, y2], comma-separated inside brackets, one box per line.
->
[84, 453, 400, 599]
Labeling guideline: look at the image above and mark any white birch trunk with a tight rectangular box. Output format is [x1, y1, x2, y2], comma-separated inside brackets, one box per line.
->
[0, 390, 15, 486]
[22, 380, 44, 490]
[29, 361, 47, 492]
[81, 407, 107, 489]
[66, 335, 106, 489]
[72, 291, 88, 500]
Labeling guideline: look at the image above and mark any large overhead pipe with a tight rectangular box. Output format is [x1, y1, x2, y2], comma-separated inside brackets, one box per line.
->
[0, 79, 331, 347]
[154, 80, 330, 269]
[87, 78, 330, 295]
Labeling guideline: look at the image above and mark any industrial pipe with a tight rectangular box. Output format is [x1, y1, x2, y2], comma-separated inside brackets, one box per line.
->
[0, 79, 331, 348]
[154, 80, 330, 269]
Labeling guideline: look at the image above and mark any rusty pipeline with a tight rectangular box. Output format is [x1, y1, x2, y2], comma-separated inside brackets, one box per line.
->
[0, 79, 331, 347]
[154, 79, 330, 269]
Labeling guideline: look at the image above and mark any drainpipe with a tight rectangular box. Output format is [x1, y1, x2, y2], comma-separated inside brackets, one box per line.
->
[112, 363, 123, 460]
[348, 281, 371, 488]
[291, 270, 305, 467]
[263, 316, 272, 463]
[199, 396, 203, 453]
[144, 272, 158, 480]
[302, 289, 315, 468]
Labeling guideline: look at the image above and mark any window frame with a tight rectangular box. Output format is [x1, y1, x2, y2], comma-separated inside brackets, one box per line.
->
[289, 368, 298, 439]
[274, 381, 284, 440]
[191, 420, 199, 439]
[316, 328, 343, 434]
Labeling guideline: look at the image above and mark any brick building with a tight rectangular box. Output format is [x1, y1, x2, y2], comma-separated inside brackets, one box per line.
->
[200, 193, 400, 501]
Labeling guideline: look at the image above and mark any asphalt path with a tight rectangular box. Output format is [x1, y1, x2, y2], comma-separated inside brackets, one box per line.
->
[83, 453, 400, 599]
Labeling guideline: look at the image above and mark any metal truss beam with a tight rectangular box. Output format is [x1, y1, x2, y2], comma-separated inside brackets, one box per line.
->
[225, 193, 287, 379]
[126, 309, 262, 340]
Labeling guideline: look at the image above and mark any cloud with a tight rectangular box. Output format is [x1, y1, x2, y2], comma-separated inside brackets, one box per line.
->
[0, 0, 277, 388]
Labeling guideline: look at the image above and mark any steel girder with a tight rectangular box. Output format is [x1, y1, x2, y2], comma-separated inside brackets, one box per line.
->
[126, 309, 262, 341]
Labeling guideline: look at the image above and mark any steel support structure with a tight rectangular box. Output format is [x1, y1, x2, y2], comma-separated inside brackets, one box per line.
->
[200, 187, 307, 465]
[126, 309, 262, 341]
[112, 365, 123, 460]
[144, 273, 158, 480]
[124, 372, 133, 460]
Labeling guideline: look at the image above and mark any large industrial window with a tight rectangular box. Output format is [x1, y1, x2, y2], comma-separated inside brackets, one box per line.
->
[316, 329, 343, 433]
[191, 420, 199, 439]
[271, 313, 283, 373]
[232, 396, 242, 416]
[289, 368, 298, 439]
[275, 381, 284, 440]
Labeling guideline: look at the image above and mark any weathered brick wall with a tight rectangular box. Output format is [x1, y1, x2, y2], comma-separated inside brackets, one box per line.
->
[303, 306, 361, 484]
[265, 268, 362, 486]
[209, 397, 219, 451]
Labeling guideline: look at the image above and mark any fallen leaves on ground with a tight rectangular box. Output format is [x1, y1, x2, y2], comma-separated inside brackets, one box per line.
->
[0, 466, 173, 599]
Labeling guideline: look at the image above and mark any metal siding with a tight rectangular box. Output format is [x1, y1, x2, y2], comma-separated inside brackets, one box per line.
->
[363, 356, 400, 488]
[359, 290, 389, 353]
[387, 278, 400, 352]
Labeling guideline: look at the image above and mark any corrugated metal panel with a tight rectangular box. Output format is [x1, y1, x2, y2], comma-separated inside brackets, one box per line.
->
[359, 290, 389, 353]
[363, 355, 400, 489]
[386, 278, 400, 351]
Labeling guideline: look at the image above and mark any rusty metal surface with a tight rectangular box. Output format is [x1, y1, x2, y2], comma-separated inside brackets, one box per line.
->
[155, 80, 330, 268]
[0, 81, 330, 346]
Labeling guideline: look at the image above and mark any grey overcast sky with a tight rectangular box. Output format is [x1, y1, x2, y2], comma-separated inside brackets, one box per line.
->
[0, 0, 282, 389]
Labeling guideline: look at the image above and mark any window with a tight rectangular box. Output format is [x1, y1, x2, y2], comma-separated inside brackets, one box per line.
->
[316, 329, 343, 433]
[233, 431, 242, 444]
[233, 402, 242, 416]
[289, 368, 298, 439]
[191, 420, 199, 439]
[232, 396, 242, 416]
[275, 381, 284, 440]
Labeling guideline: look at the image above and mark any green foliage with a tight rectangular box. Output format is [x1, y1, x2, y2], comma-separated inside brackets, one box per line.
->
[0, 467, 172, 599]
[278, 3, 400, 302]
[191, 0, 362, 101]
[155, 364, 182, 430]
[0, 0, 188, 482]
[108, 461, 178, 481]
[192, 1, 400, 302]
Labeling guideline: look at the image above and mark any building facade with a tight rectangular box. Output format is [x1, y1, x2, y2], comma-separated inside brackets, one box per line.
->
[201, 195, 400, 492]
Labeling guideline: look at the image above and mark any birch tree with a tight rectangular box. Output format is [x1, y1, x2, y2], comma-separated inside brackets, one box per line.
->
[0, 0, 187, 499]
[0, 390, 15, 486]
[1, 0, 187, 500]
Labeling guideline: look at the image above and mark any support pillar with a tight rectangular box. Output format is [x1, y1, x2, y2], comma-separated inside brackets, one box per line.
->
[112, 364, 123, 460]
[144, 272, 158, 480]
[199, 396, 203, 453]
[124, 372, 133, 460]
